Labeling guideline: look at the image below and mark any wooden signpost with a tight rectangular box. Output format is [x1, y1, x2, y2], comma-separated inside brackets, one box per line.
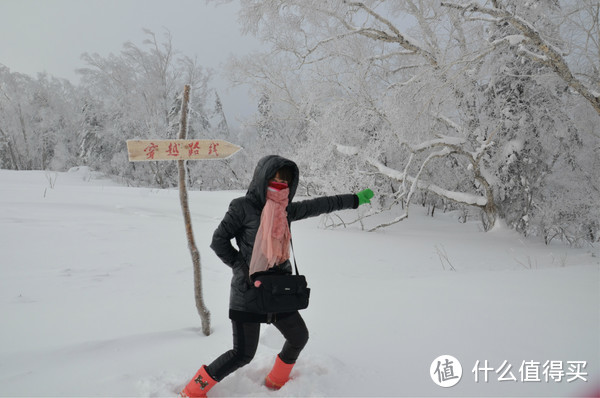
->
[126, 139, 241, 162]
[127, 85, 241, 336]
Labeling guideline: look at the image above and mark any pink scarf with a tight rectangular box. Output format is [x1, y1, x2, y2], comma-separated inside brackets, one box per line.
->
[249, 185, 291, 277]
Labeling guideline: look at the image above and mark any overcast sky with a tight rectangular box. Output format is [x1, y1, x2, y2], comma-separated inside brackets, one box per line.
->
[0, 0, 265, 127]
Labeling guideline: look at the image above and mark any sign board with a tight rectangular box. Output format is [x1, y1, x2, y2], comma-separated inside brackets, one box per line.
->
[127, 139, 241, 162]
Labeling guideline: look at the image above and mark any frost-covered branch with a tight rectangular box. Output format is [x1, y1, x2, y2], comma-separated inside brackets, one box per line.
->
[441, 1, 600, 116]
[299, 30, 367, 63]
[368, 52, 421, 63]
[412, 135, 467, 152]
[336, 122, 498, 231]
[337, 1, 439, 67]
[432, 113, 467, 136]
[368, 157, 487, 208]
[338, 134, 490, 209]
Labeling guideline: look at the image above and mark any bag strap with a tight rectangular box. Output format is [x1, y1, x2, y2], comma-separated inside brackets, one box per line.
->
[290, 238, 300, 275]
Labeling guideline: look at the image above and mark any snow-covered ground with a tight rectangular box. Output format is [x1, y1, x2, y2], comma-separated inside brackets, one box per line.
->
[0, 168, 598, 397]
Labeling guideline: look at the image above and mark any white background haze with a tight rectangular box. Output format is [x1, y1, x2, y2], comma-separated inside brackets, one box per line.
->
[0, 0, 262, 126]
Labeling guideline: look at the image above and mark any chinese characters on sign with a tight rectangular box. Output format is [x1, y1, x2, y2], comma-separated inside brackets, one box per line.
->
[188, 141, 200, 156]
[126, 139, 241, 162]
[167, 142, 180, 157]
[143, 142, 159, 160]
[149, 140, 217, 160]
[208, 141, 219, 156]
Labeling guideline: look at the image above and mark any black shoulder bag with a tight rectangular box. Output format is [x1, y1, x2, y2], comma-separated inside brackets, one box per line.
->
[244, 240, 310, 314]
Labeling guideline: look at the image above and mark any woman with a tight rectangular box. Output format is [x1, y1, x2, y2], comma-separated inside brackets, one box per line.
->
[181, 155, 373, 397]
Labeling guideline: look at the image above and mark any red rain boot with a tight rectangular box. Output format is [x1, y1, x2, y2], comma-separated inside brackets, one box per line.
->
[180, 365, 217, 397]
[265, 355, 295, 390]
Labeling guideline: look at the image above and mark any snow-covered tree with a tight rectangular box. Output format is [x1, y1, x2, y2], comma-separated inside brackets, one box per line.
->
[77, 29, 215, 187]
[440, 0, 599, 241]
[222, 0, 599, 242]
[184, 87, 245, 191]
[0, 66, 81, 171]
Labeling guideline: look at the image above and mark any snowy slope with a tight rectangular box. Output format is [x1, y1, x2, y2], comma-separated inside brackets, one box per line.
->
[0, 169, 598, 397]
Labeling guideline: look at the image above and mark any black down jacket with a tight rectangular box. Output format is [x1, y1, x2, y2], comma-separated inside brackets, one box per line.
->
[210, 155, 358, 316]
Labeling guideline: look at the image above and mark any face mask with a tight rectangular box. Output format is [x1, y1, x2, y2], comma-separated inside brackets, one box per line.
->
[268, 181, 288, 191]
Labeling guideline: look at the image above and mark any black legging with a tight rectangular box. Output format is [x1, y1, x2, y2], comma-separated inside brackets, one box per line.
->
[206, 312, 309, 382]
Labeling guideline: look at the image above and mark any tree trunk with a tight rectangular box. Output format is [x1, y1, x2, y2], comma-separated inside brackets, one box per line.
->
[17, 104, 31, 169]
[0, 126, 20, 170]
[177, 84, 211, 336]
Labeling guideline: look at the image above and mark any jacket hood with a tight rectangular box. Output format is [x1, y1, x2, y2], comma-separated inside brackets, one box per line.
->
[246, 155, 299, 207]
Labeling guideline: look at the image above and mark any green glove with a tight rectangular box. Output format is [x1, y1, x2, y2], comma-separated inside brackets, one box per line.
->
[356, 188, 374, 205]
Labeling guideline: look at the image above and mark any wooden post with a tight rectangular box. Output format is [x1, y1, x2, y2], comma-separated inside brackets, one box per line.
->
[126, 85, 241, 337]
[177, 85, 211, 336]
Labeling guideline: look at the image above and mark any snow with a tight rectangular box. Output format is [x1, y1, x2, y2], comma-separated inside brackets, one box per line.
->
[502, 139, 524, 163]
[410, 136, 467, 153]
[367, 157, 407, 182]
[492, 34, 527, 47]
[335, 144, 359, 156]
[1, 169, 598, 397]
[518, 45, 549, 63]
